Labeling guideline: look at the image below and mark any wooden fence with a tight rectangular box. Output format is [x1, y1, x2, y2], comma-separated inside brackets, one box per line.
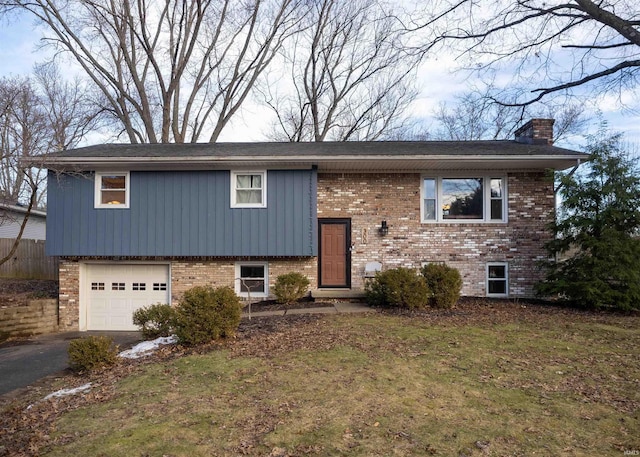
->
[0, 238, 58, 280]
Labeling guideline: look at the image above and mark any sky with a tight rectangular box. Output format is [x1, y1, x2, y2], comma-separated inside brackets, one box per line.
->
[1, 10, 639, 151]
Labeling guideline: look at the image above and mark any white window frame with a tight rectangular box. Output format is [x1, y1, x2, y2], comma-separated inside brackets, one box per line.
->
[486, 262, 509, 298]
[420, 176, 507, 223]
[94, 172, 130, 209]
[235, 262, 269, 298]
[230, 171, 267, 208]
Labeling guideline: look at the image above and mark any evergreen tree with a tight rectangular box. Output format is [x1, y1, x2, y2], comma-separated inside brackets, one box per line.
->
[537, 131, 640, 310]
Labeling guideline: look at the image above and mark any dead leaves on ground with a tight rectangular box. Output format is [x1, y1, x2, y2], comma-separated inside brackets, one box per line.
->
[0, 301, 638, 456]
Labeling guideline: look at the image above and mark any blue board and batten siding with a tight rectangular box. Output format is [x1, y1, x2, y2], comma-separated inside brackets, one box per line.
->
[46, 169, 318, 257]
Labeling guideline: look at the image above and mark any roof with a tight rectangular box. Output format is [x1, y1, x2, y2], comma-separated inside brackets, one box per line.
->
[30, 141, 588, 172]
[0, 202, 47, 218]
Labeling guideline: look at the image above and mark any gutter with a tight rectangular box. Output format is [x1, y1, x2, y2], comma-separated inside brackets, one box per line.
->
[554, 158, 582, 194]
[29, 154, 590, 170]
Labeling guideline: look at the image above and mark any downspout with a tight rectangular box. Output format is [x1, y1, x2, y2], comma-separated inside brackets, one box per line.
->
[554, 159, 581, 194]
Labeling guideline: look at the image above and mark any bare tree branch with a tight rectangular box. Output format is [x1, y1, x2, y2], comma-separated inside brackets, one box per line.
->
[3, 0, 307, 143]
[260, 0, 419, 142]
[415, 0, 640, 107]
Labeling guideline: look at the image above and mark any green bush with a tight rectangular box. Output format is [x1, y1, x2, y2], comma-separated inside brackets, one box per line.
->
[132, 303, 176, 339]
[174, 286, 242, 346]
[421, 263, 463, 309]
[273, 272, 310, 305]
[68, 335, 119, 372]
[365, 267, 429, 309]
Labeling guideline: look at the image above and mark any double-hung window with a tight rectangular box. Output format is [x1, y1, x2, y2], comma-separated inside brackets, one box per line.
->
[231, 171, 266, 208]
[487, 263, 508, 297]
[95, 172, 130, 208]
[235, 262, 269, 297]
[421, 176, 506, 222]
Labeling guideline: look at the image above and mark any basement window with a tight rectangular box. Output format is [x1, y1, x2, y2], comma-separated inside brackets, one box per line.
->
[235, 262, 269, 298]
[486, 263, 508, 297]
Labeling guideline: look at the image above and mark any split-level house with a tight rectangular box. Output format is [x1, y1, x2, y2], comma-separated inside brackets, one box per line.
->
[36, 119, 587, 331]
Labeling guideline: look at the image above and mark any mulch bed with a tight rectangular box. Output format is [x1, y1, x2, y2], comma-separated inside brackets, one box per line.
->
[242, 297, 340, 312]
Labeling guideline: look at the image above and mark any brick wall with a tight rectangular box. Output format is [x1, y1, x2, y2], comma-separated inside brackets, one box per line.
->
[171, 258, 317, 304]
[0, 299, 58, 337]
[58, 259, 80, 331]
[317, 172, 554, 297]
[56, 258, 317, 331]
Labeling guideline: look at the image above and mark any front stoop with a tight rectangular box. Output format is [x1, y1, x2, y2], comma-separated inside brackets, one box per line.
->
[311, 289, 366, 299]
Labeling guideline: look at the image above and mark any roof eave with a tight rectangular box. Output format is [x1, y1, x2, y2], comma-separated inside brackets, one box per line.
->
[34, 154, 586, 172]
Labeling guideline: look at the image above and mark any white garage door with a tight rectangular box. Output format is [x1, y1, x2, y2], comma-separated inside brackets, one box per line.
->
[86, 264, 170, 331]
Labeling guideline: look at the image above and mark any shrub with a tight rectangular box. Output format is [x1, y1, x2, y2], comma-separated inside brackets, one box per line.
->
[68, 335, 119, 372]
[273, 272, 310, 305]
[421, 263, 463, 309]
[365, 267, 429, 309]
[132, 303, 176, 339]
[174, 286, 242, 346]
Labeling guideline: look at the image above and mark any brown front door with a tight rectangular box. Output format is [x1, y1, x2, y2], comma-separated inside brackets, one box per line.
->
[319, 219, 351, 288]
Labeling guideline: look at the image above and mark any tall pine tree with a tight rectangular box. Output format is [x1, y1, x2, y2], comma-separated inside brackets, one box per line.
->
[537, 131, 640, 310]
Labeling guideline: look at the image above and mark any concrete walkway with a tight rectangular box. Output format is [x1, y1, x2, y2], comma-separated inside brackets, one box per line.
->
[242, 301, 373, 318]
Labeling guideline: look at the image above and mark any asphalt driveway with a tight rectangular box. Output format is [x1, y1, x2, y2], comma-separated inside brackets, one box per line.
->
[0, 331, 142, 396]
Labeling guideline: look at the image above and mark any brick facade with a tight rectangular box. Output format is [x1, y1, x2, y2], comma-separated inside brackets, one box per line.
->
[56, 171, 553, 330]
[170, 258, 317, 305]
[58, 259, 80, 331]
[56, 257, 317, 330]
[317, 172, 554, 297]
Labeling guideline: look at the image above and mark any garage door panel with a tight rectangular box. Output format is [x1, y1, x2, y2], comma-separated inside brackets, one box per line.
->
[86, 264, 169, 331]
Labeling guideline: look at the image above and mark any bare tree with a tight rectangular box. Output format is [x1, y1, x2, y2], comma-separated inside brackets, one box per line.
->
[259, 0, 419, 142]
[431, 89, 587, 142]
[410, 0, 640, 107]
[2, 0, 307, 143]
[0, 66, 100, 267]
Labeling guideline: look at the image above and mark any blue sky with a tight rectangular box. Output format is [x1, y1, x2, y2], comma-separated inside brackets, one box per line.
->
[1, 11, 638, 150]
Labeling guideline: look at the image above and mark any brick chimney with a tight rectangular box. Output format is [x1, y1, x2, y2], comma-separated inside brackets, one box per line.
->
[514, 118, 555, 145]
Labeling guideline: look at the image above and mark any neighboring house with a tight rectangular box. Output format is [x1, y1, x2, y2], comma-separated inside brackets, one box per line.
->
[0, 202, 47, 240]
[35, 118, 587, 331]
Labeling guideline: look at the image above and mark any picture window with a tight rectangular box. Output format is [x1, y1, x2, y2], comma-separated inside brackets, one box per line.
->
[421, 176, 506, 223]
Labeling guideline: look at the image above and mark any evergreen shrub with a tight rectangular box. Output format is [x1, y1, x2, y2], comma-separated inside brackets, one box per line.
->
[273, 272, 310, 305]
[132, 303, 176, 339]
[421, 263, 463, 309]
[174, 286, 242, 345]
[365, 267, 429, 309]
[68, 335, 119, 372]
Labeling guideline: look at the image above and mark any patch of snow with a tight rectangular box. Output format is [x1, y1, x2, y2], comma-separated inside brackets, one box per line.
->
[44, 382, 92, 400]
[118, 335, 177, 359]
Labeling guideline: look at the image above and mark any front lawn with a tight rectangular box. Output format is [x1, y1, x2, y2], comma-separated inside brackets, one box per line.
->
[2, 301, 639, 456]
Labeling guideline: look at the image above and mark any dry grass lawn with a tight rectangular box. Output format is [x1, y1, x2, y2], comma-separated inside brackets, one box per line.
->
[1, 301, 639, 456]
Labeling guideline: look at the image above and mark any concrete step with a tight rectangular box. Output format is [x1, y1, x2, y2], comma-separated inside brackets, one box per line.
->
[311, 288, 366, 299]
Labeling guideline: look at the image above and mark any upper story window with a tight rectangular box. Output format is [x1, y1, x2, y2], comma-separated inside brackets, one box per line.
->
[231, 171, 266, 208]
[421, 176, 506, 223]
[94, 172, 130, 209]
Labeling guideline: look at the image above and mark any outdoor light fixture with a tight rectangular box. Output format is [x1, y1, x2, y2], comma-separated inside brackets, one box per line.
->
[379, 220, 389, 236]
